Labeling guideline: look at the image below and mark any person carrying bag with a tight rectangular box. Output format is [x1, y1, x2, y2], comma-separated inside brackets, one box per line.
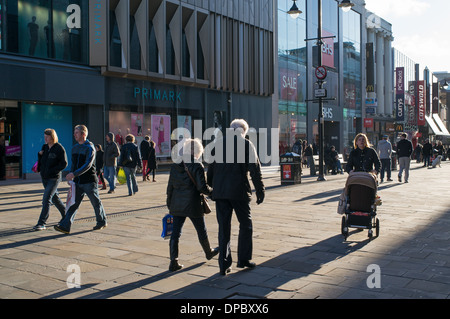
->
[166, 138, 218, 271]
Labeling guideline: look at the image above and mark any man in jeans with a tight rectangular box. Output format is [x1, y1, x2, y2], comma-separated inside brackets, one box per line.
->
[396, 133, 413, 183]
[104, 132, 120, 194]
[54, 125, 108, 234]
[377, 135, 393, 183]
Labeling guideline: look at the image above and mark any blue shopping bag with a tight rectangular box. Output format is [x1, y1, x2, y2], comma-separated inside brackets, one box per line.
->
[161, 214, 174, 239]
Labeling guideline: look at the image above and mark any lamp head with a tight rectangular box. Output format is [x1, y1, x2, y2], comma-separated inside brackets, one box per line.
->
[339, 0, 355, 12]
[288, 0, 302, 19]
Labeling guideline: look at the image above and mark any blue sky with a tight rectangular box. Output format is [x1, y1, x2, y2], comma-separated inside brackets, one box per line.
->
[364, 0, 450, 75]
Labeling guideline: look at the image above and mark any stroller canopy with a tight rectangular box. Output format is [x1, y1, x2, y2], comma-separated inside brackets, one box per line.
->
[345, 171, 377, 191]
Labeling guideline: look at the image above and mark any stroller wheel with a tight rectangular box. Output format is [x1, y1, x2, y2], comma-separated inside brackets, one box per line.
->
[375, 218, 380, 237]
[341, 216, 348, 239]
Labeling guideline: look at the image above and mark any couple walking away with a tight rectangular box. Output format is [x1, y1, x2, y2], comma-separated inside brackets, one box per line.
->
[166, 119, 265, 275]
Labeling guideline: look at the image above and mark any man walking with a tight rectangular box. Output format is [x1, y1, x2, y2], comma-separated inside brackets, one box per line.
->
[104, 132, 120, 194]
[54, 125, 108, 234]
[377, 135, 393, 183]
[422, 138, 432, 167]
[397, 133, 413, 183]
[207, 119, 265, 276]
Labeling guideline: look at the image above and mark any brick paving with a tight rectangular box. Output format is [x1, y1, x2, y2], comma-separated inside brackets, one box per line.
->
[1, 162, 450, 299]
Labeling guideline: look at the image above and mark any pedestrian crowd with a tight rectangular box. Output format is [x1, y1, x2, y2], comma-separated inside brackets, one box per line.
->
[31, 119, 265, 276]
[28, 120, 446, 275]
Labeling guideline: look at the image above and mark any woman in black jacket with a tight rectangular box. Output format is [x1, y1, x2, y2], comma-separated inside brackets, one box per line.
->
[145, 140, 157, 182]
[166, 138, 218, 271]
[33, 129, 68, 231]
[345, 133, 381, 175]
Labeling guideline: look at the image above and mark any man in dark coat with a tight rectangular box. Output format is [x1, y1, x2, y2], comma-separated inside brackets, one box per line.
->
[397, 133, 413, 183]
[140, 135, 151, 181]
[422, 138, 432, 167]
[207, 119, 265, 275]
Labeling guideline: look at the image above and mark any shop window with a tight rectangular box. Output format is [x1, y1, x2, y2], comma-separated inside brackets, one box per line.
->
[4, 0, 88, 63]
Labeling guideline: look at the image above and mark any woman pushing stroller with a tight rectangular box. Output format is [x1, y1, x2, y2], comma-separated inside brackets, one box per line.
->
[346, 133, 381, 175]
[340, 133, 382, 240]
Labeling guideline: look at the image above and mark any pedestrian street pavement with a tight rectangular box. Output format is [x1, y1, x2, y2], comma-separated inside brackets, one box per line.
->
[1, 161, 450, 302]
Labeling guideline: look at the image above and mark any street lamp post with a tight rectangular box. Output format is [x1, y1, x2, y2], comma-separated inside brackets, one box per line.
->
[288, 0, 354, 181]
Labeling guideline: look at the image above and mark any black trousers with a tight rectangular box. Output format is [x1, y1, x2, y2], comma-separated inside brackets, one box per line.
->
[215, 199, 252, 272]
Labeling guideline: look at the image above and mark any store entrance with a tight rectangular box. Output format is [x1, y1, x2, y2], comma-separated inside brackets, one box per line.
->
[0, 102, 21, 180]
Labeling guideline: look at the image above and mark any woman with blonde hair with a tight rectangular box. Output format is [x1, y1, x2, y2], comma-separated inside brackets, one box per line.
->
[166, 138, 218, 271]
[33, 128, 68, 230]
[345, 133, 381, 175]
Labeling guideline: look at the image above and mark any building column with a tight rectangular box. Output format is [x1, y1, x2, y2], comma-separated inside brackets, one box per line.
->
[384, 35, 393, 116]
[376, 31, 385, 114]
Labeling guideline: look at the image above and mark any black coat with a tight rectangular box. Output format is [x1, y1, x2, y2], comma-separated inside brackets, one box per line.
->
[207, 136, 265, 202]
[345, 147, 381, 174]
[95, 150, 104, 173]
[166, 160, 212, 218]
[147, 146, 157, 170]
[422, 142, 432, 156]
[38, 143, 68, 180]
[119, 142, 142, 168]
[396, 139, 413, 158]
[140, 139, 150, 159]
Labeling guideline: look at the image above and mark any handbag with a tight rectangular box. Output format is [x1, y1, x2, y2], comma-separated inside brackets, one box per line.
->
[183, 163, 212, 214]
[161, 214, 174, 239]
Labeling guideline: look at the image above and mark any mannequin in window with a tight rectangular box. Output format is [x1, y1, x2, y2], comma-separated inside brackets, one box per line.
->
[28, 16, 39, 56]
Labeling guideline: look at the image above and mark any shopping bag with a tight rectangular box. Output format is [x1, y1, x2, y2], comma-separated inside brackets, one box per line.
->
[117, 167, 126, 185]
[65, 181, 76, 213]
[32, 161, 39, 173]
[161, 214, 174, 240]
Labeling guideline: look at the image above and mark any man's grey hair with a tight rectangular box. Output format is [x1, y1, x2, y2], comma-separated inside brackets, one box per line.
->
[230, 119, 249, 137]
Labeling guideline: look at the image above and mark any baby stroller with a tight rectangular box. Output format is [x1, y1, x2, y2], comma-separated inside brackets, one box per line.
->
[340, 171, 380, 240]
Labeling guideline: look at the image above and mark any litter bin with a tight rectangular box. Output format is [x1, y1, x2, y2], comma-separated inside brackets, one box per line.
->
[280, 152, 302, 185]
[391, 151, 397, 171]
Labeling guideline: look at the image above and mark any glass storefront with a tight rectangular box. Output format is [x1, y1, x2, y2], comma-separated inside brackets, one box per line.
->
[2, 0, 89, 64]
[0, 101, 20, 179]
[107, 78, 207, 162]
[343, 9, 362, 156]
[278, 0, 307, 153]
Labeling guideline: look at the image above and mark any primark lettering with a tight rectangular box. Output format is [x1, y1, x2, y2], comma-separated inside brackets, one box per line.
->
[134, 87, 182, 103]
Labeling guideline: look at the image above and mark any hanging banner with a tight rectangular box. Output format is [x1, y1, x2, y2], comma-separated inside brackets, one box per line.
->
[395, 67, 405, 122]
[396, 94, 405, 122]
[322, 30, 335, 69]
[417, 81, 426, 126]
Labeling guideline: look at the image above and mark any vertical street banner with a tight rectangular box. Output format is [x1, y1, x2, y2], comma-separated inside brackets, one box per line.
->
[417, 81, 426, 126]
[366, 43, 375, 93]
[395, 67, 405, 121]
[322, 30, 335, 69]
[432, 82, 439, 114]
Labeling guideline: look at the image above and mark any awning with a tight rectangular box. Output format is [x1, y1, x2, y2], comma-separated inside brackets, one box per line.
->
[425, 115, 442, 135]
[432, 113, 450, 135]
[426, 114, 450, 143]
